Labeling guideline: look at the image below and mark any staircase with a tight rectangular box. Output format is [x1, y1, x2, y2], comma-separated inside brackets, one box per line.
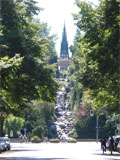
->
[48, 79, 76, 140]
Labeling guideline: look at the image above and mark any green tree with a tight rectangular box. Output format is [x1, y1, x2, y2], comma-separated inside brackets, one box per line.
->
[0, 0, 58, 109]
[68, 0, 119, 138]
[0, 0, 58, 135]
[4, 115, 25, 138]
[37, 22, 58, 64]
[0, 55, 24, 114]
[24, 101, 55, 138]
[0, 54, 23, 136]
[73, 0, 119, 113]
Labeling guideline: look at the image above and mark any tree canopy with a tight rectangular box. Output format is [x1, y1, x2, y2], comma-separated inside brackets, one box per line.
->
[71, 0, 119, 113]
[0, 0, 58, 118]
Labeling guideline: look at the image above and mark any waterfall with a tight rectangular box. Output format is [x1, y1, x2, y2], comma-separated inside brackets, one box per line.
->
[48, 79, 76, 141]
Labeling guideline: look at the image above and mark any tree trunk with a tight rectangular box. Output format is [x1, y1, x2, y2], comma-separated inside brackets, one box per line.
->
[0, 118, 4, 136]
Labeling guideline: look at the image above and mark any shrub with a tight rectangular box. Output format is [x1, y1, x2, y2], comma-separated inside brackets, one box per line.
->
[32, 126, 44, 140]
[31, 136, 41, 141]
[31, 136, 42, 143]
[49, 138, 60, 143]
[67, 138, 77, 143]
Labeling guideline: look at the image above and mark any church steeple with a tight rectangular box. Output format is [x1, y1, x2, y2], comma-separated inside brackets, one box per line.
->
[60, 23, 69, 58]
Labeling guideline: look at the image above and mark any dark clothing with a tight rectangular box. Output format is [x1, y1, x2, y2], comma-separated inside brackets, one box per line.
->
[109, 137, 114, 150]
[100, 138, 107, 151]
[110, 137, 114, 145]
[101, 138, 107, 145]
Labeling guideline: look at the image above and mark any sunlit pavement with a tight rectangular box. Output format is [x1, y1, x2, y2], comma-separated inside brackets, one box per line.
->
[0, 142, 120, 160]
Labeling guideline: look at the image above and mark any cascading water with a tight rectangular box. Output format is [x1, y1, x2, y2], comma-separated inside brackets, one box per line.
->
[48, 79, 76, 140]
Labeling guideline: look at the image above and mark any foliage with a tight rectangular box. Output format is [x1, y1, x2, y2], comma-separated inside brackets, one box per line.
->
[75, 104, 86, 120]
[0, 54, 23, 70]
[0, 0, 58, 118]
[70, 83, 83, 113]
[24, 101, 55, 138]
[72, 0, 119, 113]
[75, 115, 96, 139]
[67, 138, 77, 143]
[0, 55, 24, 117]
[31, 135, 41, 142]
[32, 126, 45, 140]
[49, 138, 60, 143]
[0, 0, 58, 137]
[67, 0, 120, 139]
[104, 119, 115, 137]
[31, 136, 41, 141]
[4, 115, 24, 138]
[104, 114, 120, 137]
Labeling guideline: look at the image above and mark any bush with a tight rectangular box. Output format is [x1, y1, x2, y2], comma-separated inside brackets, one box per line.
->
[31, 136, 42, 143]
[67, 138, 77, 143]
[32, 126, 44, 140]
[31, 136, 41, 141]
[49, 138, 60, 143]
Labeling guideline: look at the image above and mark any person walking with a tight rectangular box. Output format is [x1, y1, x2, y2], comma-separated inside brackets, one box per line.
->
[109, 136, 114, 154]
[100, 137, 107, 153]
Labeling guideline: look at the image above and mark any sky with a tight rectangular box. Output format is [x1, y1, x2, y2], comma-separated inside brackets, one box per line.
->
[37, 0, 99, 56]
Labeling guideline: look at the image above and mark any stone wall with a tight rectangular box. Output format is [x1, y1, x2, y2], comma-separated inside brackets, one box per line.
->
[58, 58, 71, 70]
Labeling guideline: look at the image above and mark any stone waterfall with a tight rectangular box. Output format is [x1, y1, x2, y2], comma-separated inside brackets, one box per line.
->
[48, 79, 76, 140]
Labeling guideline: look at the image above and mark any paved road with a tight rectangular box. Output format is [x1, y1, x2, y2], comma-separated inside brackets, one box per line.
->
[0, 142, 120, 160]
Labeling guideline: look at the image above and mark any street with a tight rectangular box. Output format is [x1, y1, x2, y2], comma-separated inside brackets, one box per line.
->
[0, 142, 120, 160]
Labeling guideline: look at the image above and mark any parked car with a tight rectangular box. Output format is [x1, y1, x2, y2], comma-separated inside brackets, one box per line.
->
[0, 143, 3, 153]
[0, 137, 11, 151]
[0, 137, 6, 151]
[4, 137, 11, 150]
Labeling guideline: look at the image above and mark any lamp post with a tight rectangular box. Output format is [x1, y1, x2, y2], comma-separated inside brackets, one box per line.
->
[90, 110, 99, 142]
[96, 110, 108, 143]
[90, 108, 108, 143]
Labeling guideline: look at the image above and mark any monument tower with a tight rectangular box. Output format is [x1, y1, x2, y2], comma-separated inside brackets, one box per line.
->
[58, 23, 70, 70]
[60, 23, 69, 58]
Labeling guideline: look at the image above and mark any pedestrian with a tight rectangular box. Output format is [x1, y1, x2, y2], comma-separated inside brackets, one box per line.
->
[100, 137, 107, 151]
[109, 136, 114, 151]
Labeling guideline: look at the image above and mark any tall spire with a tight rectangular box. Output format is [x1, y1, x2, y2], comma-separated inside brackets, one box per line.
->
[60, 23, 69, 58]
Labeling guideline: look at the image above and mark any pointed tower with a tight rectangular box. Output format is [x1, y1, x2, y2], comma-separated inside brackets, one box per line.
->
[58, 23, 71, 71]
[60, 23, 69, 59]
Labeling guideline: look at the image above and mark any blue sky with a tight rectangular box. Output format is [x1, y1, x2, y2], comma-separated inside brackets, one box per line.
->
[37, 0, 99, 56]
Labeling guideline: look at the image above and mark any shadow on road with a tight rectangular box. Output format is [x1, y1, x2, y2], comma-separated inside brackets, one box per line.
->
[94, 153, 120, 156]
[93, 152, 120, 160]
[0, 158, 68, 160]
[11, 149, 43, 151]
